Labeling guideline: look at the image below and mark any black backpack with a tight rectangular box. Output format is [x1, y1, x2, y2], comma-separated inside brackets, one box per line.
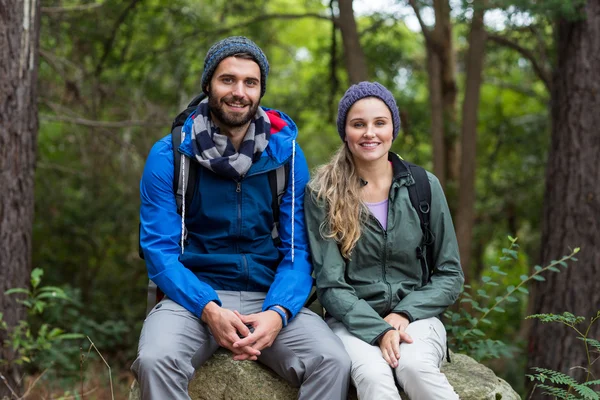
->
[402, 160, 435, 286]
[139, 94, 290, 312]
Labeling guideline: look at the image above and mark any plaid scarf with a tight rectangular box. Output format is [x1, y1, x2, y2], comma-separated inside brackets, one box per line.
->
[190, 98, 270, 180]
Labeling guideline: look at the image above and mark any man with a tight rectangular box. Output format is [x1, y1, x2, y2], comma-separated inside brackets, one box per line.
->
[132, 36, 351, 400]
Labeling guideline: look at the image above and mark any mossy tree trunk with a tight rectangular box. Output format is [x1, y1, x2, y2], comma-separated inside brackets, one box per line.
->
[527, 1, 600, 397]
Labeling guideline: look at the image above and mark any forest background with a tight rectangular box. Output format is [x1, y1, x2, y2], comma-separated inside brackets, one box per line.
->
[1, 0, 599, 399]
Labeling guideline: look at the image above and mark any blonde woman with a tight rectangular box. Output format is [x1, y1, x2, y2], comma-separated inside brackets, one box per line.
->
[305, 82, 463, 400]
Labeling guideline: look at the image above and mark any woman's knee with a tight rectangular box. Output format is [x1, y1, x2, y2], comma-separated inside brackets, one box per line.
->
[353, 361, 394, 387]
[395, 354, 439, 382]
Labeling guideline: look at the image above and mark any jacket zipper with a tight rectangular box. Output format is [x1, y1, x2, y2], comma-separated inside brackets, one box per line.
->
[369, 214, 393, 315]
[235, 180, 242, 249]
[382, 229, 392, 315]
[235, 180, 249, 285]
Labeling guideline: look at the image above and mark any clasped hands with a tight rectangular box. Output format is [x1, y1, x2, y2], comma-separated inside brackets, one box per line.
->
[201, 301, 285, 361]
[379, 313, 413, 368]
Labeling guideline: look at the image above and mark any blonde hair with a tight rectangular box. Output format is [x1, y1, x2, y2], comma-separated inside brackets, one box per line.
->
[308, 145, 366, 259]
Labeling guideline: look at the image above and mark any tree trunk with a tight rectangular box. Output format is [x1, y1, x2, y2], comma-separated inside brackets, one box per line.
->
[0, 0, 40, 396]
[337, 0, 369, 83]
[426, 45, 446, 188]
[433, 0, 459, 198]
[455, 5, 486, 284]
[527, 2, 600, 397]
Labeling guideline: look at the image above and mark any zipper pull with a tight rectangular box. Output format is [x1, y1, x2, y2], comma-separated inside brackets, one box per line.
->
[236, 181, 241, 193]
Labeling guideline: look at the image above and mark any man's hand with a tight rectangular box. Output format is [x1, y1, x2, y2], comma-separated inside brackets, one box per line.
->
[231, 310, 283, 357]
[201, 302, 261, 361]
[379, 313, 413, 368]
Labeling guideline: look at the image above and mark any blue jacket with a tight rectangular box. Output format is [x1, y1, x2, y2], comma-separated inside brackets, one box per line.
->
[139, 107, 313, 320]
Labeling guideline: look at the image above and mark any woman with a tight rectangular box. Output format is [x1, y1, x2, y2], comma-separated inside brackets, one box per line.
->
[305, 82, 464, 400]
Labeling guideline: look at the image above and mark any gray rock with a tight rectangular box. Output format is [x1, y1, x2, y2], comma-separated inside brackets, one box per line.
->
[129, 349, 519, 400]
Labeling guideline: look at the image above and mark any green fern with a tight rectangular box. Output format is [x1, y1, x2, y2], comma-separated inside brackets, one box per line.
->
[445, 238, 579, 361]
[527, 312, 586, 326]
[573, 384, 599, 399]
[528, 310, 600, 399]
[538, 384, 579, 400]
[529, 367, 579, 386]
[578, 337, 600, 352]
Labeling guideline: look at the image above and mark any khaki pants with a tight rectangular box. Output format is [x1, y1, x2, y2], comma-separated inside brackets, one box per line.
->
[132, 291, 351, 400]
[328, 317, 458, 400]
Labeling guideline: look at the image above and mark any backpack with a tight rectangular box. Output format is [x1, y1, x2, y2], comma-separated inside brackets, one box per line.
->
[402, 160, 435, 286]
[139, 93, 290, 314]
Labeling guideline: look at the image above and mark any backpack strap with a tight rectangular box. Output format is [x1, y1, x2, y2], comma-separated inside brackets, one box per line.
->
[172, 126, 197, 216]
[172, 94, 205, 215]
[405, 162, 435, 286]
[141, 95, 206, 313]
[268, 161, 291, 244]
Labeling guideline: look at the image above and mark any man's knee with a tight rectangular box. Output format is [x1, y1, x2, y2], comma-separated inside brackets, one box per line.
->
[323, 347, 352, 375]
[133, 346, 194, 381]
[311, 334, 351, 375]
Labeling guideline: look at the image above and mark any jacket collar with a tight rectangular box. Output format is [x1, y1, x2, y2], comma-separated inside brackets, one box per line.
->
[389, 152, 413, 185]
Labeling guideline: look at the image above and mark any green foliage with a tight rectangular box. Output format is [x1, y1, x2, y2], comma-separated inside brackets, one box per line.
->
[0, 269, 84, 366]
[32, 285, 131, 376]
[527, 311, 600, 399]
[527, 312, 586, 326]
[446, 237, 579, 361]
[31, 0, 573, 395]
[491, 0, 587, 22]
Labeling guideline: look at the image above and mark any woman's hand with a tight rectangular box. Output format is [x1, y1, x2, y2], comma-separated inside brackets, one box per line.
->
[379, 329, 401, 368]
[379, 313, 414, 368]
[384, 312, 410, 332]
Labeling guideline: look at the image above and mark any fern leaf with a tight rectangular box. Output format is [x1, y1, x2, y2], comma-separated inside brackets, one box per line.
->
[573, 383, 599, 399]
[538, 384, 578, 400]
[526, 312, 586, 325]
[530, 367, 579, 386]
[578, 337, 600, 352]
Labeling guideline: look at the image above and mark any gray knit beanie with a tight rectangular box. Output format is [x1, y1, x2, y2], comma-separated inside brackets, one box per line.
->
[337, 81, 401, 141]
[201, 36, 269, 97]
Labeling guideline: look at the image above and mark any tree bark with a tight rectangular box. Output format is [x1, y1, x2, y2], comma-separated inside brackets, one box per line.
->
[337, 0, 369, 83]
[425, 45, 446, 188]
[527, 1, 600, 397]
[455, 5, 486, 284]
[409, 0, 457, 197]
[433, 0, 459, 196]
[0, 0, 40, 396]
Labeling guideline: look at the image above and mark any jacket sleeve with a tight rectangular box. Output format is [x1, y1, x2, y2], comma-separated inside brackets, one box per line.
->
[393, 172, 464, 321]
[304, 189, 394, 345]
[262, 144, 314, 320]
[140, 137, 221, 318]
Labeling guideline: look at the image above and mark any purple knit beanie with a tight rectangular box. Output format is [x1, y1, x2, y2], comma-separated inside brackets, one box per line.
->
[337, 81, 401, 141]
[201, 36, 269, 97]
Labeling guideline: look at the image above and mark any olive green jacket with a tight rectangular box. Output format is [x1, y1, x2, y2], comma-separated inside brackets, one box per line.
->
[305, 153, 464, 345]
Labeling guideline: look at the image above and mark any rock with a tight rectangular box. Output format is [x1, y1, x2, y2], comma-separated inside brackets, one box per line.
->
[441, 353, 520, 400]
[129, 349, 519, 400]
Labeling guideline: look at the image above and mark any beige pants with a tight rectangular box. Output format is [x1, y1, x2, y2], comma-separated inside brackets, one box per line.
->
[327, 317, 458, 400]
